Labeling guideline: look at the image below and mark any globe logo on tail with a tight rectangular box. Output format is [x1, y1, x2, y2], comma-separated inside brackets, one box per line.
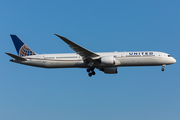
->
[19, 44, 36, 57]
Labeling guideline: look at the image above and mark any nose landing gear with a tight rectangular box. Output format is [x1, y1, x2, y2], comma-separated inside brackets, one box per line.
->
[161, 64, 166, 71]
[87, 67, 96, 77]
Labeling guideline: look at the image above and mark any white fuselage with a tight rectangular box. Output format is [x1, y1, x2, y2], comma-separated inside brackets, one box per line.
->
[11, 51, 176, 68]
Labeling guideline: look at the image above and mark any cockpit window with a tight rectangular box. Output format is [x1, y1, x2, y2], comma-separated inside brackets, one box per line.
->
[168, 55, 172, 57]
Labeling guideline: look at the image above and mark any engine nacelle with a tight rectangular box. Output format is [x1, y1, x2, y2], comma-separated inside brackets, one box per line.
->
[100, 67, 118, 74]
[100, 56, 115, 65]
[100, 56, 121, 65]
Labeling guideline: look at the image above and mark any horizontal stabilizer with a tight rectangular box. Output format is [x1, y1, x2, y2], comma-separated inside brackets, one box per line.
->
[5, 52, 27, 61]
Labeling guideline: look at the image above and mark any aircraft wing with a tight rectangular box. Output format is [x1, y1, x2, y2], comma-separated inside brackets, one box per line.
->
[54, 34, 100, 59]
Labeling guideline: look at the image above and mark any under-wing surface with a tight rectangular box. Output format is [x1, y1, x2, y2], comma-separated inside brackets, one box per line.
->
[6, 34, 176, 77]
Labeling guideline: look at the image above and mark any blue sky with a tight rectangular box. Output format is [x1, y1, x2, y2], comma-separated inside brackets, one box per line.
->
[1, 0, 180, 120]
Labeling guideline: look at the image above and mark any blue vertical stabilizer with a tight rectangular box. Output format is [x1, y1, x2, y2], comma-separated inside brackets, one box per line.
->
[10, 35, 36, 57]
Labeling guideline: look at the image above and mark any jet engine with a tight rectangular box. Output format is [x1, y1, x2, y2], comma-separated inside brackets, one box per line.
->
[100, 56, 120, 65]
[100, 67, 118, 74]
[100, 56, 115, 65]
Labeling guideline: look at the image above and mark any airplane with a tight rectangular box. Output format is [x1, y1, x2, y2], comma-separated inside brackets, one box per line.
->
[6, 34, 176, 77]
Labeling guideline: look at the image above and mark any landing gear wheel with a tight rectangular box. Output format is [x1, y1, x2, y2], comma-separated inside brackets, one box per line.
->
[87, 67, 96, 77]
[88, 73, 92, 77]
[87, 68, 90, 72]
[161, 64, 166, 72]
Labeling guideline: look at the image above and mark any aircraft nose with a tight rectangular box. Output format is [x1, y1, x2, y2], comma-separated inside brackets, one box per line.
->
[172, 57, 176, 63]
[167, 57, 176, 64]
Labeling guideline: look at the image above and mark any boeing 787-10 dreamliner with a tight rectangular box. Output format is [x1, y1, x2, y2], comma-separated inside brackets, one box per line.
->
[6, 34, 176, 77]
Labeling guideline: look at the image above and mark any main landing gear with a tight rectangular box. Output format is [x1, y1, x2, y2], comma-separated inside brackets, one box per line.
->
[161, 64, 166, 71]
[87, 67, 96, 77]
